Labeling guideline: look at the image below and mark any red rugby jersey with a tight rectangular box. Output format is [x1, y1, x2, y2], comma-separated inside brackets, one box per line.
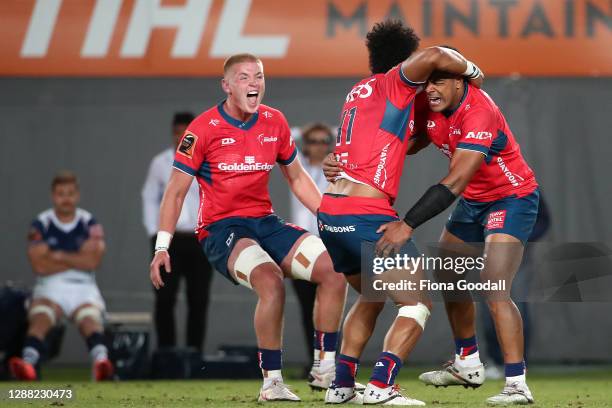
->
[416, 84, 538, 201]
[173, 102, 297, 239]
[334, 65, 422, 203]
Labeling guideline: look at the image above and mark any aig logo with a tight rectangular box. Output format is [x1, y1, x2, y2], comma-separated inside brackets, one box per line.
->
[466, 131, 492, 140]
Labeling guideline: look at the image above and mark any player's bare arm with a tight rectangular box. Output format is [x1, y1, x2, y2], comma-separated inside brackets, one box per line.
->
[376, 147, 484, 257]
[279, 158, 322, 214]
[149, 168, 192, 289]
[27, 243, 70, 275]
[52, 237, 106, 271]
[401, 46, 483, 86]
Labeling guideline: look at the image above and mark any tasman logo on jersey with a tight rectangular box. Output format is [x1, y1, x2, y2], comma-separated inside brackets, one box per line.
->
[427, 120, 436, 128]
[218, 155, 274, 172]
[373, 143, 390, 188]
[221, 138, 236, 145]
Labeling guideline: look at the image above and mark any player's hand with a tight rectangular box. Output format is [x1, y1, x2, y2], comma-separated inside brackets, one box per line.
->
[375, 221, 413, 258]
[150, 250, 171, 289]
[322, 153, 342, 182]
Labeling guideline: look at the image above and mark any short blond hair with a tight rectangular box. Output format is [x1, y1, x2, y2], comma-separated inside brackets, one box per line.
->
[223, 53, 262, 75]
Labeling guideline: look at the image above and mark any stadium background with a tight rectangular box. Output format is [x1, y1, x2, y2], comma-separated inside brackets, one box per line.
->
[1, 0, 611, 367]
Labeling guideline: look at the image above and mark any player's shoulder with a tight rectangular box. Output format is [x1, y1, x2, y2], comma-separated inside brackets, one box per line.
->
[34, 208, 54, 228]
[462, 86, 497, 121]
[188, 105, 223, 134]
[75, 208, 95, 224]
[258, 104, 289, 126]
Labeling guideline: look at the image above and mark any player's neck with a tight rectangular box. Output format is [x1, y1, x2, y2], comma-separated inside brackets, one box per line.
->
[54, 209, 76, 224]
[223, 100, 253, 123]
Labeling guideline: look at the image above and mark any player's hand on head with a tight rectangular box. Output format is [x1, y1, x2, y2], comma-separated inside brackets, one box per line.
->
[150, 250, 171, 289]
[322, 153, 342, 182]
[375, 221, 413, 258]
[469, 71, 484, 89]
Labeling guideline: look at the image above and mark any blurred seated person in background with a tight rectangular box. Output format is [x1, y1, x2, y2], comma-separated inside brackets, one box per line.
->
[289, 123, 334, 378]
[9, 171, 113, 381]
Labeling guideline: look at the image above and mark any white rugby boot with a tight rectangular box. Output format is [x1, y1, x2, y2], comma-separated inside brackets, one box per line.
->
[486, 381, 534, 405]
[325, 385, 364, 404]
[308, 364, 366, 392]
[418, 360, 484, 389]
[362, 383, 425, 406]
[257, 378, 301, 402]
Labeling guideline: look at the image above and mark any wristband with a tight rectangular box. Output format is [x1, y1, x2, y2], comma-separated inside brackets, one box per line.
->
[463, 61, 481, 79]
[403, 184, 457, 229]
[155, 231, 173, 252]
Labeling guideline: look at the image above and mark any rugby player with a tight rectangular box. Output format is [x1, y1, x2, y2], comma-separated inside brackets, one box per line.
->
[9, 171, 113, 381]
[317, 21, 483, 405]
[324, 63, 539, 406]
[149, 54, 347, 402]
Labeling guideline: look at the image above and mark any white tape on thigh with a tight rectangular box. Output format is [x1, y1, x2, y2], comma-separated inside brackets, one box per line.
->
[29, 305, 56, 326]
[234, 245, 275, 289]
[397, 302, 431, 330]
[74, 306, 103, 325]
[291, 235, 327, 281]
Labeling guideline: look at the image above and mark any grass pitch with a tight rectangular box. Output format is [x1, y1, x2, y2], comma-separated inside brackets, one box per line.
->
[1, 366, 610, 407]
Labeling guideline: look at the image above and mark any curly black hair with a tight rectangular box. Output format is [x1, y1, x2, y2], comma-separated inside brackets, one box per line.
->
[366, 20, 420, 74]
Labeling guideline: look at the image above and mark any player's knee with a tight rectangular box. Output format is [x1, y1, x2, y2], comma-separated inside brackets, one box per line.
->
[233, 244, 277, 289]
[291, 235, 327, 282]
[74, 305, 103, 327]
[252, 268, 285, 300]
[397, 302, 431, 330]
[29, 304, 57, 327]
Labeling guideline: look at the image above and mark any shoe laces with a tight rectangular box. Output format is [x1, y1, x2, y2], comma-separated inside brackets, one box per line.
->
[500, 382, 524, 396]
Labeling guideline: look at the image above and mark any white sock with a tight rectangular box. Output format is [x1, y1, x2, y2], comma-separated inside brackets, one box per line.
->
[90, 344, 108, 362]
[262, 369, 283, 388]
[22, 346, 40, 365]
[454, 351, 482, 368]
[314, 350, 336, 372]
[506, 373, 526, 385]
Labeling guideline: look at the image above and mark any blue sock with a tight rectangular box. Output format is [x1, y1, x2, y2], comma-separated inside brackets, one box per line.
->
[22, 336, 46, 365]
[258, 349, 282, 371]
[370, 351, 402, 388]
[333, 354, 359, 388]
[313, 330, 338, 353]
[455, 336, 478, 357]
[505, 361, 525, 378]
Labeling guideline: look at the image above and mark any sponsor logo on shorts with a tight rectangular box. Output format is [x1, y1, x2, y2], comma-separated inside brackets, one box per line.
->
[177, 132, 197, 158]
[320, 223, 356, 233]
[487, 210, 507, 230]
[226, 232, 234, 247]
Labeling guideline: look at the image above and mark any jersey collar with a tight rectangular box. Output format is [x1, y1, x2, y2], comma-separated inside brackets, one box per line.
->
[442, 80, 469, 118]
[217, 100, 259, 130]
